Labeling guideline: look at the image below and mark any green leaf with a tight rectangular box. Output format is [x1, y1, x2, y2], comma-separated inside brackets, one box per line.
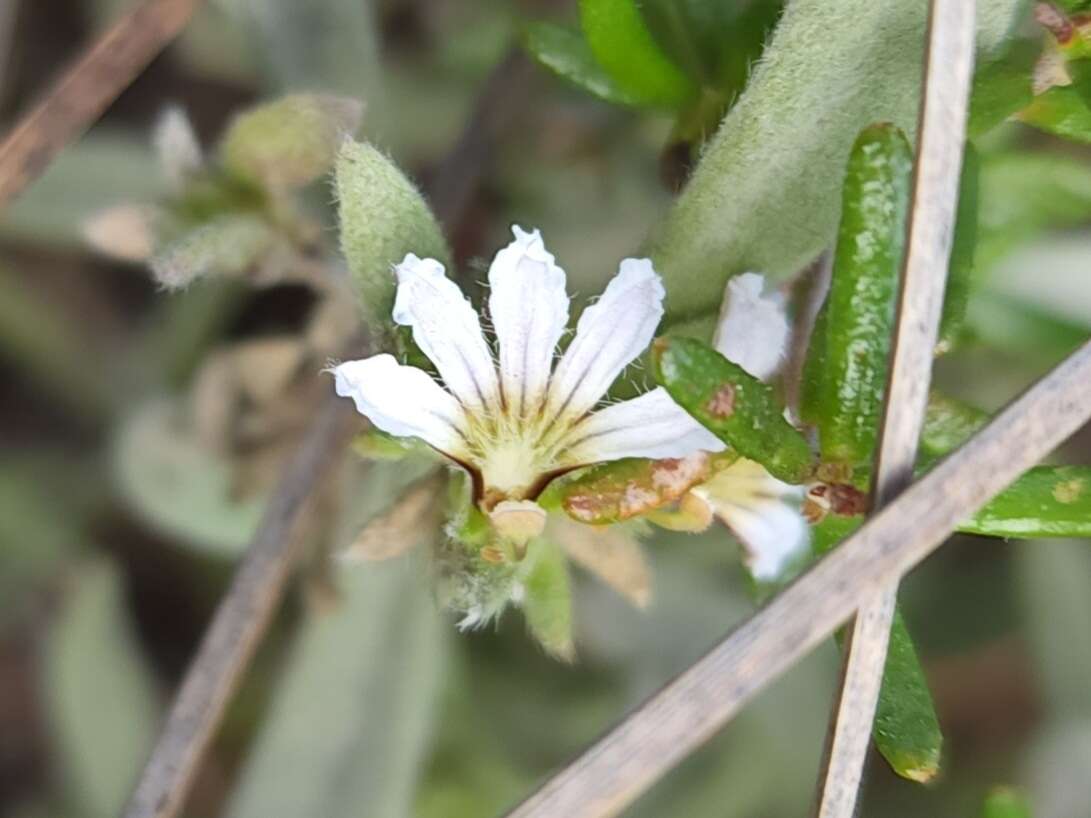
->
[799, 299, 829, 426]
[557, 453, 733, 525]
[921, 391, 990, 459]
[45, 559, 158, 818]
[578, 0, 697, 109]
[813, 517, 943, 783]
[520, 539, 575, 660]
[150, 213, 277, 289]
[1020, 85, 1091, 143]
[966, 290, 1090, 364]
[220, 94, 363, 190]
[335, 139, 451, 333]
[939, 143, 980, 351]
[982, 787, 1033, 818]
[976, 151, 1091, 276]
[817, 124, 913, 465]
[648, 0, 1025, 325]
[522, 23, 645, 107]
[226, 462, 446, 818]
[958, 466, 1091, 538]
[968, 37, 1038, 137]
[652, 336, 814, 483]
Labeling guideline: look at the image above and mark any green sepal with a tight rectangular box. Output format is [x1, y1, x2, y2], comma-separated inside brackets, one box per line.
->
[522, 23, 645, 107]
[814, 517, 944, 783]
[959, 465, 1091, 538]
[817, 123, 913, 466]
[520, 539, 574, 661]
[938, 143, 980, 352]
[578, 0, 697, 109]
[652, 336, 814, 484]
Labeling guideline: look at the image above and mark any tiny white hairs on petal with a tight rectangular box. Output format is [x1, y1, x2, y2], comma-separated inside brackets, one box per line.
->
[713, 272, 791, 382]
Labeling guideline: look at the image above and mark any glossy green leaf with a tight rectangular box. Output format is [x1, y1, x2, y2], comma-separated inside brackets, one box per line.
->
[982, 786, 1033, 818]
[521, 539, 575, 660]
[45, 560, 158, 818]
[648, 0, 1024, 325]
[335, 139, 450, 334]
[522, 23, 644, 107]
[578, 0, 697, 108]
[939, 143, 980, 351]
[652, 336, 814, 484]
[967, 37, 1037, 137]
[813, 517, 943, 782]
[798, 300, 828, 426]
[818, 124, 913, 465]
[958, 466, 1091, 538]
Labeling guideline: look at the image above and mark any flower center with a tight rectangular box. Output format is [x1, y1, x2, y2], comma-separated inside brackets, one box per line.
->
[477, 435, 549, 504]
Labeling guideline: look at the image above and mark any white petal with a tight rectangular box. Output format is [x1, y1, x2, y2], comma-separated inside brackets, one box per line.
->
[546, 258, 665, 423]
[713, 273, 791, 382]
[488, 226, 569, 417]
[559, 387, 724, 466]
[331, 354, 468, 457]
[392, 254, 500, 413]
[694, 459, 809, 582]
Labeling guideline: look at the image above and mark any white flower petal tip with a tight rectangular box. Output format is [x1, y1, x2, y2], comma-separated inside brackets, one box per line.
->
[488, 500, 547, 544]
[714, 272, 791, 382]
[695, 459, 810, 583]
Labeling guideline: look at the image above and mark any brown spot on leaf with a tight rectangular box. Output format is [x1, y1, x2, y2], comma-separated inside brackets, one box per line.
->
[705, 384, 736, 418]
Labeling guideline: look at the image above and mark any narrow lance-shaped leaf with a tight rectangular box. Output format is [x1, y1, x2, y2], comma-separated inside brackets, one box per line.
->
[939, 143, 980, 351]
[335, 140, 450, 333]
[813, 517, 943, 783]
[652, 336, 814, 484]
[817, 123, 913, 466]
[798, 298, 828, 426]
[958, 465, 1091, 538]
[522, 23, 645, 108]
[578, 0, 697, 109]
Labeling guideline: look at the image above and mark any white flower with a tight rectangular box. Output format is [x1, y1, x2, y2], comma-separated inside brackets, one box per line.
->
[332, 226, 724, 533]
[689, 273, 809, 582]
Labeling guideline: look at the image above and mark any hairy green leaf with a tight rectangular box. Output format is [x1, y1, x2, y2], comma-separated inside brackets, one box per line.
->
[648, 0, 1025, 325]
[652, 336, 813, 483]
[818, 124, 913, 465]
[335, 140, 450, 333]
[522, 23, 644, 107]
[521, 539, 575, 660]
[579, 0, 697, 108]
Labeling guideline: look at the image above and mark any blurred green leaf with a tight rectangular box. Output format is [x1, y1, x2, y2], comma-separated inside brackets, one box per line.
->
[816, 124, 913, 465]
[226, 461, 445, 818]
[649, 0, 1024, 325]
[1020, 85, 1091, 143]
[940, 144, 981, 350]
[522, 22, 645, 107]
[0, 265, 113, 420]
[113, 399, 266, 554]
[982, 786, 1033, 818]
[521, 539, 575, 660]
[45, 559, 158, 818]
[578, 0, 697, 109]
[958, 466, 1091, 538]
[0, 133, 164, 248]
[968, 37, 1037, 137]
[335, 140, 450, 334]
[151, 214, 277, 289]
[220, 94, 363, 190]
[921, 391, 990, 459]
[652, 336, 814, 484]
[813, 517, 943, 782]
[976, 150, 1091, 274]
[966, 290, 1090, 365]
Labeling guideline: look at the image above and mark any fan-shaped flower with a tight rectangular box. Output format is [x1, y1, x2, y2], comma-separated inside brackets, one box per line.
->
[332, 226, 724, 538]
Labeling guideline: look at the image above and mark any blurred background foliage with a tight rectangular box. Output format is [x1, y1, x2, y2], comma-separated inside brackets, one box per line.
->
[0, 1, 1089, 817]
